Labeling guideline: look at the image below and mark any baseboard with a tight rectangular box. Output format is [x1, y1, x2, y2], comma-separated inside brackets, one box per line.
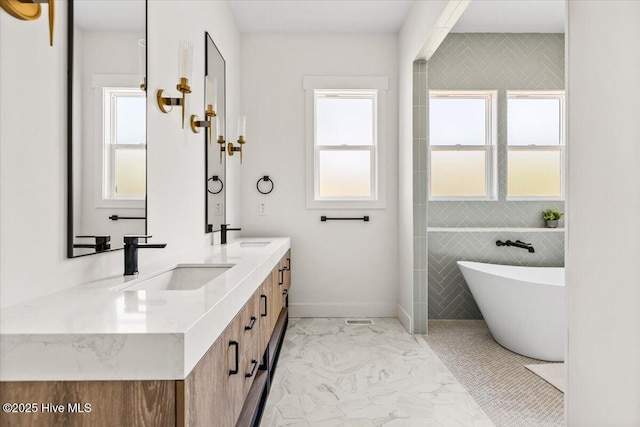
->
[289, 303, 397, 318]
[397, 304, 412, 334]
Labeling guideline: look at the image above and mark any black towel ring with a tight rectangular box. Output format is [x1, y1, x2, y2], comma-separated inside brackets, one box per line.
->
[207, 176, 224, 195]
[256, 176, 274, 194]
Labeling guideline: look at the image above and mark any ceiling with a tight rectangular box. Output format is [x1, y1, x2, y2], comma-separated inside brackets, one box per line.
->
[227, 0, 413, 33]
[452, 0, 565, 33]
[228, 0, 565, 34]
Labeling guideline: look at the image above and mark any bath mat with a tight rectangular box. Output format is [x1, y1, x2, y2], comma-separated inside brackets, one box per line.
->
[525, 363, 565, 392]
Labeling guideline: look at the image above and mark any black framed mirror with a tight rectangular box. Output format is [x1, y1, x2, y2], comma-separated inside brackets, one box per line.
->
[204, 32, 226, 233]
[67, 0, 147, 257]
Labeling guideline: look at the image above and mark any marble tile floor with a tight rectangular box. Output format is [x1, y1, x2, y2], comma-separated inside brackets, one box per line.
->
[261, 318, 494, 427]
[423, 320, 564, 427]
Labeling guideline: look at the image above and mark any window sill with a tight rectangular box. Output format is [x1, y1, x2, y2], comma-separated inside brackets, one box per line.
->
[95, 200, 145, 210]
[428, 197, 498, 202]
[506, 197, 565, 202]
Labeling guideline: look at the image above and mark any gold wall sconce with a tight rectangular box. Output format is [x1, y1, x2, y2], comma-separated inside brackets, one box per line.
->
[216, 123, 226, 164]
[190, 77, 217, 139]
[156, 40, 193, 128]
[1, 0, 55, 46]
[227, 116, 247, 164]
[138, 39, 146, 91]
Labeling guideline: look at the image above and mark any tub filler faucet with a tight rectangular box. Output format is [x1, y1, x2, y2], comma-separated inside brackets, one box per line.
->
[496, 239, 535, 253]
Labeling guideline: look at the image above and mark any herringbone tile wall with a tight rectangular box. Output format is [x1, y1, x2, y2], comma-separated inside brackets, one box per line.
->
[413, 61, 428, 333]
[428, 231, 565, 319]
[428, 33, 565, 227]
[417, 33, 566, 320]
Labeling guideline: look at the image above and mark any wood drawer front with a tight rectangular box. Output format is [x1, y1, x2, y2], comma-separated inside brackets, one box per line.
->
[226, 334, 260, 422]
[238, 292, 260, 351]
[239, 335, 262, 399]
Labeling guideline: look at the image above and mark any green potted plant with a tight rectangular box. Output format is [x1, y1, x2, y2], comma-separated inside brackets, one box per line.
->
[542, 209, 564, 228]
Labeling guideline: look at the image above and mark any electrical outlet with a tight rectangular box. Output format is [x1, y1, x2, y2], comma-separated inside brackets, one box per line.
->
[259, 203, 266, 216]
[215, 203, 223, 216]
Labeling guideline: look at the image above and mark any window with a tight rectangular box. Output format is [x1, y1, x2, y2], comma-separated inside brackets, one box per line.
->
[428, 91, 497, 200]
[507, 91, 565, 199]
[314, 90, 377, 200]
[103, 88, 146, 201]
[304, 76, 388, 209]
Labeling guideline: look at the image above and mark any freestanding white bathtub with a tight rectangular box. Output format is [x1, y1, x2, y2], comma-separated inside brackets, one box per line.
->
[457, 261, 565, 362]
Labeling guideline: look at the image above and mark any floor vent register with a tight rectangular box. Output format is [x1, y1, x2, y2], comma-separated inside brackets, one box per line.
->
[345, 319, 375, 326]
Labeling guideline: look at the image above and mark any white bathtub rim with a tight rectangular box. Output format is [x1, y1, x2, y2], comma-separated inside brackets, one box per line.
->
[457, 261, 565, 287]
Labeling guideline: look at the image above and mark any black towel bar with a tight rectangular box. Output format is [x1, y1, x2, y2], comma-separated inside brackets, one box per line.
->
[109, 215, 146, 221]
[321, 216, 369, 222]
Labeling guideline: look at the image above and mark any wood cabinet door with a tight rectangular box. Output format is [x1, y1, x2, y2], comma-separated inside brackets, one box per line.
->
[284, 249, 292, 292]
[257, 278, 272, 355]
[269, 265, 282, 330]
[223, 309, 247, 425]
[180, 332, 233, 427]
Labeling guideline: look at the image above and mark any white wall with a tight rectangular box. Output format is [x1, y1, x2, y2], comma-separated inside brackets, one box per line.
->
[0, 1, 241, 308]
[397, 0, 450, 332]
[566, 1, 640, 425]
[239, 34, 398, 317]
[146, 1, 242, 253]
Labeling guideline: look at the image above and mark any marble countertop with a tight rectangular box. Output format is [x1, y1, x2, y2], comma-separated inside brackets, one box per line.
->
[0, 238, 290, 381]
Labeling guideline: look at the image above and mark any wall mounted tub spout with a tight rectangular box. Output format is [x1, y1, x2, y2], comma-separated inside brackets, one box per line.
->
[496, 239, 535, 253]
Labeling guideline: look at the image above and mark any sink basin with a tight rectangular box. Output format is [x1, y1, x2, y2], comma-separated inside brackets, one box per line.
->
[117, 264, 233, 291]
[239, 241, 271, 247]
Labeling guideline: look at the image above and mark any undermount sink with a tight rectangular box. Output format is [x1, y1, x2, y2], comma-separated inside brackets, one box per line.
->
[239, 241, 271, 247]
[117, 264, 234, 291]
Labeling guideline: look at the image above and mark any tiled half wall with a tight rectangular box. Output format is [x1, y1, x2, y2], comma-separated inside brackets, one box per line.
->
[428, 231, 564, 319]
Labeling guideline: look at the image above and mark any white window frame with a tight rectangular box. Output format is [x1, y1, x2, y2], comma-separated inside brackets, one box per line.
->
[91, 74, 145, 209]
[304, 76, 388, 209]
[428, 90, 498, 201]
[506, 90, 566, 201]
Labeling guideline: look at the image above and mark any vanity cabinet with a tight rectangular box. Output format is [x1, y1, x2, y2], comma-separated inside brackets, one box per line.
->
[180, 251, 291, 427]
[1, 251, 291, 427]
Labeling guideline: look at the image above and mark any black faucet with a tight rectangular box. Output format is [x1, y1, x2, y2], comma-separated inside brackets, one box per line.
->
[220, 224, 241, 245]
[123, 235, 167, 275]
[73, 235, 111, 252]
[496, 239, 535, 253]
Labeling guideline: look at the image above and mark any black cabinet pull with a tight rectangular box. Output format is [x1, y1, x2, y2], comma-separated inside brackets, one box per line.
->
[261, 295, 267, 317]
[245, 359, 259, 378]
[286, 257, 291, 271]
[228, 341, 239, 375]
[245, 316, 257, 331]
[278, 268, 284, 285]
[283, 289, 288, 295]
